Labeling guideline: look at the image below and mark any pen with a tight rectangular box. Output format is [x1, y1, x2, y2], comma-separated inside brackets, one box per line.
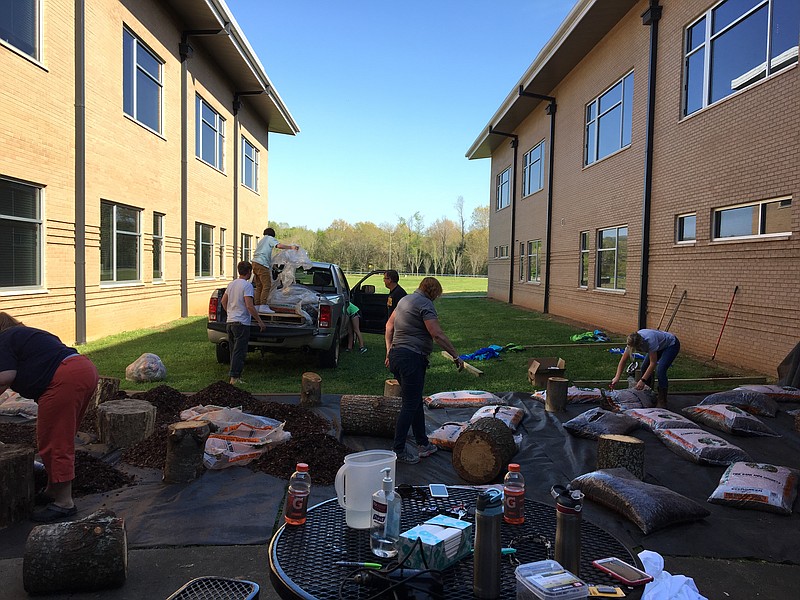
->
[334, 561, 382, 569]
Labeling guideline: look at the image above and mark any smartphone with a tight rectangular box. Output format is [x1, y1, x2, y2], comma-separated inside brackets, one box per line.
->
[428, 484, 449, 498]
[591, 557, 653, 586]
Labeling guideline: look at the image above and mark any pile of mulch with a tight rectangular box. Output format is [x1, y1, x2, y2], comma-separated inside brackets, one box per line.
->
[251, 432, 351, 486]
[74, 451, 135, 496]
[0, 422, 36, 447]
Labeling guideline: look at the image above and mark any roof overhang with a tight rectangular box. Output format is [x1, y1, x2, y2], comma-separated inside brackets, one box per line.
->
[164, 0, 299, 136]
[466, 0, 638, 159]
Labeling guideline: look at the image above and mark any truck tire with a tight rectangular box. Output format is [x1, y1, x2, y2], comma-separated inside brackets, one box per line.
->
[318, 326, 340, 369]
[216, 342, 231, 365]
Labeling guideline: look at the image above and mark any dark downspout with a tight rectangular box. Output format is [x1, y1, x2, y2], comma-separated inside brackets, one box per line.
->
[179, 38, 191, 318]
[488, 126, 518, 304]
[639, 1, 663, 328]
[74, 0, 87, 343]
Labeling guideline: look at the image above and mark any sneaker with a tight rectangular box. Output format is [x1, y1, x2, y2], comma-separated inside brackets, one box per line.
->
[359, 347, 368, 354]
[395, 449, 420, 464]
[417, 443, 438, 458]
[229, 378, 246, 385]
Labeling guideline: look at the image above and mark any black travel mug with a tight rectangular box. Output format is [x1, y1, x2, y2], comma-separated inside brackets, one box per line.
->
[551, 484, 583, 576]
[473, 488, 503, 599]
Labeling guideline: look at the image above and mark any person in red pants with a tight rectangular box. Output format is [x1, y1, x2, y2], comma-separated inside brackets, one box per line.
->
[0, 312, 99, 523]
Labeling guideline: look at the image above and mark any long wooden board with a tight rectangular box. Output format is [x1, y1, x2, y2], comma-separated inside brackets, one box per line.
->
[440, 351, 483, 377]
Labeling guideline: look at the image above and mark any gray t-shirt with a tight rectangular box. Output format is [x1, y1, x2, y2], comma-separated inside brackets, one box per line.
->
[391, 290, 438, 355]
[639, 329, 677, 353]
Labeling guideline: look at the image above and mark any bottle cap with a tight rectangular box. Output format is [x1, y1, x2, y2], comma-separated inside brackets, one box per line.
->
[476, 488, 503, 511]
[508, 463, 520, 472]
[296, 463, 309, 472]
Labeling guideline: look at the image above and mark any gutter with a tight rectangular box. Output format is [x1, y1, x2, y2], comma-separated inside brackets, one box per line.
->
[74, 0, 87, 343]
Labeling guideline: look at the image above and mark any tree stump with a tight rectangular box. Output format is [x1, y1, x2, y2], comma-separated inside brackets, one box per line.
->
[340, 395, 403, 438]
[597, 434, 645, 480]
[23, 509, 127, 594]
[0, 444, 34, 527]
[97, 399, 156, 449]
[546, 377, 569, 412]
[91, 376, 121, 407]
[452, 417, 516, 484]
[163, 421, 211, 484]
[300, 372, 322, 408]
[384, 379, 402, 398]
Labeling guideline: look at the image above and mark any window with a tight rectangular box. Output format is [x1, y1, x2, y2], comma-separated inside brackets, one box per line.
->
[1, 0, 40, 60]
[194, 223, 214, 277]
[241, 234, 253, 262]
[219, 228, 226, 277]
[0, 178, 41, 288]
[495, 244, 509, 259]
[123, 28, 162, 133]
[676, 213, 696, 243]
[585, 71, 634, 165]
[522, 142, 545, 196]
[579, 231, 590, 288]
[101, 201, 141, 283]
[685, 0, 798, 116]
[242, 137, 259, 191]
[518, 242, 525, 281]
[596, 226, 627, 290]
[196, 96, 225, 170]
[713, 197, 792, 239]
[493, 246, 498, 259]
[527, 240, 541, 283]
[496, 168, 510, 210]
[152, 213, 164, 281]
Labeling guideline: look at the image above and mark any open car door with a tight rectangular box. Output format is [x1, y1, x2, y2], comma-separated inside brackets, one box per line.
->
[350, 270, 391, 335]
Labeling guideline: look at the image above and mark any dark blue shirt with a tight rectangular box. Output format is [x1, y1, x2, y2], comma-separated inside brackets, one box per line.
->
[0, 326, 76, 400]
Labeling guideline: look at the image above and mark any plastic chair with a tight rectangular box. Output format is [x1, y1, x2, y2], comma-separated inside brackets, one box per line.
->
[166, 576, 260, 600]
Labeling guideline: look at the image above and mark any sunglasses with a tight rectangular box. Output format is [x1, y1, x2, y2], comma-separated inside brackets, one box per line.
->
[396, 484, 429, 501]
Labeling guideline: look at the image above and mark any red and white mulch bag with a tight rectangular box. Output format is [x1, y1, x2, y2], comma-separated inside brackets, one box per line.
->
[469, 405, 524, 430]
[429, 422, 468, 449]
[424, 390, 503, 409]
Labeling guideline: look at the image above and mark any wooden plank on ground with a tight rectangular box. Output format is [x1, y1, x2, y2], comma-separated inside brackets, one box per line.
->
[522, 342, 623, 349]
[441, 351, 483, 377]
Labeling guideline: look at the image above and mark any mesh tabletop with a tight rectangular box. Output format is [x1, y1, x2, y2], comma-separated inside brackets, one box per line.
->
[269, 487, 643, 599]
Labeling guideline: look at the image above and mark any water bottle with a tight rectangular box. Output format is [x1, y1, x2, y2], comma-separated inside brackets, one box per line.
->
[473, 488, 503, 599]
[503, 463, 525, 524]
[285, 463, 311, 525]
[551, 484, 583, 576]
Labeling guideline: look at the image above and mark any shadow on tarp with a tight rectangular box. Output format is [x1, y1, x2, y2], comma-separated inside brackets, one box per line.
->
[1, 392, 798, 566]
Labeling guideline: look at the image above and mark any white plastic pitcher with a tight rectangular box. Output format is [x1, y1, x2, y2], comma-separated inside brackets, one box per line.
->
[335, 450, 396, 529]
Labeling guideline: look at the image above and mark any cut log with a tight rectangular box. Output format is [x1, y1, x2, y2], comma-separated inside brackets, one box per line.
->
[384, 379, 402, 398]
[163, 421, 210, 484]
[300, 372, 322, 408]
[91, 376, 121, 407]
[452, 417, 516, 484]
[0, 444, 34, 527]
[597, 434, 645, 480]
[97, 399, 156, 449]
[340, 395, 403, 438]
[545, 377, 569, 412]
[23, 509, 127, 594]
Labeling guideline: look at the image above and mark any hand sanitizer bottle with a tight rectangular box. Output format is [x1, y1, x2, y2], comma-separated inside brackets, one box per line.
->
[370, 467, 400, 558]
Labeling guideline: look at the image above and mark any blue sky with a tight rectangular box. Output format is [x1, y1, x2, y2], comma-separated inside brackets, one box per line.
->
[225, 1, 575, 231]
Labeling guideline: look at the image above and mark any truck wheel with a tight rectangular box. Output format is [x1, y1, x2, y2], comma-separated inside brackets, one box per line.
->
[318, 326, 340, 368]
[216, 342, 231, 364]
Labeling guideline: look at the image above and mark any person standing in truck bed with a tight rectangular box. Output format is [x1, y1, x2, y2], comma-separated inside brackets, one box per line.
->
[222, 261, 266, 385]
[384, 269, 406, 319]
[251, 227, 299, 306]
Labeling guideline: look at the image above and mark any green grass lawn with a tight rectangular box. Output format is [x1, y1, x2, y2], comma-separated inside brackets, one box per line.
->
[82, 295, 744, 395]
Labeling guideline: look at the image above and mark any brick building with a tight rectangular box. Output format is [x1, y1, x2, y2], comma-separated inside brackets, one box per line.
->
[1, 0, 298, 344]
[467, 0, 798, 375]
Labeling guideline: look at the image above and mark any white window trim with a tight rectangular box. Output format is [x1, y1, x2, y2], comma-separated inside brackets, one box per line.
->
[579, 231, 590, 289]
[196, 95, 226, 172]
[522, 141, 545, 198]
[711, 197, 793, 241]
[219, 228, 227, 278]
[100, 201, 143, 286]
[241, 137, 259, 192]
[195, 223, 215, 279]
[596, 225, 627, 292]
[496, 167, 511, 211]
[527, 240, 541, 283]
[676, 212, 697, 244]
[0, 176, 45, 292]
[585, 71, 634, 166]
[0, 0, 42, 63]
[123, 27, 163, 135]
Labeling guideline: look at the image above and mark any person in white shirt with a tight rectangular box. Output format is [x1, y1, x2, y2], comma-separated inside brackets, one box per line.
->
[251, 227, 299, 306]
[221, 261, 266, 385]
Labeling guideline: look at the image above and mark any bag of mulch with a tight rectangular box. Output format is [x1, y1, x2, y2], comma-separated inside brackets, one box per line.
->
[571, 468, 710, 534]
[734, 384, 800, 401]
[602, 386, 657, 412]
[563, 408, 640, 440]
[424, 390, 504, 409]
[203, 438, 269, 469]
[0, 389, 38, 420]
[625, 407, 701, 432]
[683, 404, 779, 437]
[125, 352, 167, 382]
[699, 390, 778, 417]
[429, 422, 467, 449]
[533, 386, 603, 405]
[708, 462, 799, 515]
[469, 405, 524, 430]
[655, 428, 751, 466]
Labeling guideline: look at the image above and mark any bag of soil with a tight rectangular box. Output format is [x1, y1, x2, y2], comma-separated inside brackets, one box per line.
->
[708, 461, 799, 515]
[563, 407, 640, 440]
[655, 428, 751, 466]
[683, 404, 779, 437]
[699, 390, 778, 417]
[625, 407, 701, 432]
[571, 468, 710, 534]
[424, 390, 504, 409]
[602, 387, 657, 412]
[533, 386, 603, 405]
[734, 384, 800, 401]
[469, 405, 524, 430]
[429, 422, 467, 449]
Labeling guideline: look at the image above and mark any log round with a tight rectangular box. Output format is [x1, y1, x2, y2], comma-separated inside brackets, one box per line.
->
[452, 417, 516, 484]
[0, 444, 35, 527]
[300, 372, 322, 407]
[545, 377, 569, 412]
[91, 376, 121, 407]
[383, 379, 402, 398]
[97, 399, 156, 449]
[163, 421, 211, 484]
[340, 395, 402, 438]
[23, 509, 127, 594]
[597, 434, 645, 480]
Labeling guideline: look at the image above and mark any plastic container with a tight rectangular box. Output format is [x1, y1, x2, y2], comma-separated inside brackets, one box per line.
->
[335, 449, 396, 529]
[515, 560, 588, 600]
[370, 467, 401, 557]
[284, 463, 311, 525]
[503, 463, 525, 524]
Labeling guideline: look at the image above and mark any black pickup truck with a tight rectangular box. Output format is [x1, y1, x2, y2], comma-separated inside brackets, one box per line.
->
[207, 263, 390, 368]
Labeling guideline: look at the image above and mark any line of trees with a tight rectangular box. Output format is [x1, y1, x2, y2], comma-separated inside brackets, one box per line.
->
[270, 198, 489, 275]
